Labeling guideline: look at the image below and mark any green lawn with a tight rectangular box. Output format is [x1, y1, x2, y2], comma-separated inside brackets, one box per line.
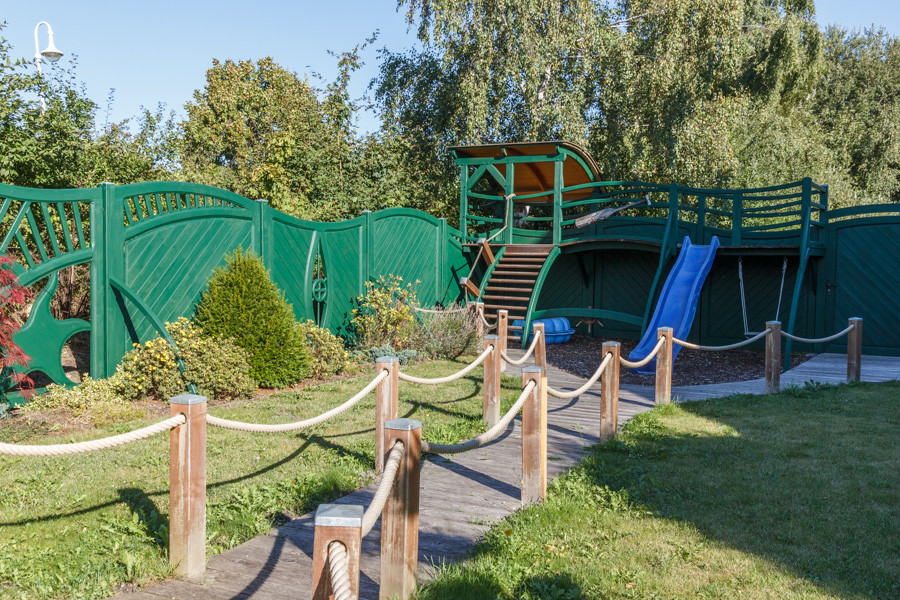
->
[0, 358, 521, 600]
[415, 380, 900, 600]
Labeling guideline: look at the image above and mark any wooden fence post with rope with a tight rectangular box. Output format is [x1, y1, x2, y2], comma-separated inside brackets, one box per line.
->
[474, 302, 486, 339]
[766, 321, 781, 394]
[498, 309, 509, 373]
[312, 504, 363, 600]
[168, 394, 207, 578]
[483, 335, 501, 426]
[655, 327, 673, 405]
[600, 342, 620, 440]
[375, 356, 400, 473]
[381, 419, 422, 600]
[847, 317, 863, 383]
[521, 366, 547, 505]
[533, 322, 547, 371]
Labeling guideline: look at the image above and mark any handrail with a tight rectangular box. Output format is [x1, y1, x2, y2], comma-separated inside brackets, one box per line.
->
[782, 324, 855, 344]
[619, 336, 666, 369]
[421, 380, 535, 454]
[206, 370, 388, 432]
[326, 541, 354, 600]
[398, 346, 493, 385]
[547, 352, 612, 399]
[673, 328, 770, 351]
[361, 440, 405, 536]
[501, 330, 542, 365]
[0, 414, 185, 456]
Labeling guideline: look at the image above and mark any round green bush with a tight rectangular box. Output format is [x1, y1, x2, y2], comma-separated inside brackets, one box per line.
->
[194, 248, 310, 387]
[116, 318, 256, 402]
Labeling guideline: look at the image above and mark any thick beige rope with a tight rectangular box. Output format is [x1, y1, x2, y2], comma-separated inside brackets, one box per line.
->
[673, 328, 770, 351]
[361, 440, 405, 537]
[479, 313, 498, 331]
[206, 370, 388, 433]
[397, 346, 493, 385]
[0, 414, 185, 457]
[500, 330, 542, 366]
[619, 336, 667, 369]
[547, 353, 613, 400]
[412, 305, 468, 314]
[421, 380, 536, 455]
[782, 324, 855, 344]
[327, 541, 355, 600]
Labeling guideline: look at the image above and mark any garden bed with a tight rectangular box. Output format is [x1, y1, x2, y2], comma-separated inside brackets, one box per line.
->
[545, 333, 816, 386]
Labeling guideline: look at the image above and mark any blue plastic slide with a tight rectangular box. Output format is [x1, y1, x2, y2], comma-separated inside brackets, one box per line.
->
[628, 235, 720, 373]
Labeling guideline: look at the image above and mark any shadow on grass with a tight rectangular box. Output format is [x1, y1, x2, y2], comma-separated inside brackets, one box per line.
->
[589, 383, 899, 599]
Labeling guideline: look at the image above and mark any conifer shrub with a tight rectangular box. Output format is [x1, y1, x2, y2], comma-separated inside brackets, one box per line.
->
[194, 249, 310, 387]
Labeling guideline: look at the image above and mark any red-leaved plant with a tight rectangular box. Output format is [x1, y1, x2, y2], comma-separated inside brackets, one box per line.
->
[0, 255, 34, 401]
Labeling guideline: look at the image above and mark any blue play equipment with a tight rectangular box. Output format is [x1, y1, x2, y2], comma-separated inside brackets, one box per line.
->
[512, 317, 575, 344]
[628, 236, 720, 373]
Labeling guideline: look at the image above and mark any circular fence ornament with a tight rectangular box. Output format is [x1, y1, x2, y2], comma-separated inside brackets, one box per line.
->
[312, 278, 327, 302]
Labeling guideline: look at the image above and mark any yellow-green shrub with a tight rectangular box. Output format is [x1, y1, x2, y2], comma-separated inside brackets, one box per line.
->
[19, 375, 146, 426]
[116, 318, 256, 402]
[296, 320, 350, 379]
[351, 275, 420, 349]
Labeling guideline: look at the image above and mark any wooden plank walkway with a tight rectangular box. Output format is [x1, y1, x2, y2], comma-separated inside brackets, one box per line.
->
[119, 353, 898, 600]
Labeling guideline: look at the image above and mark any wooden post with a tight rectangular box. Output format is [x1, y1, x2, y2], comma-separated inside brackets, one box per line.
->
[483, 334, 501, 425]
[533, 322, 547, 371]
[600, 342, 620, 441]
[381, 419, 422, 600]
[498, 310, 509, 373]
[312, 504, 363, 600]
[375, 356, 400, 473]
[655, 327, 673, 405]
[847, 317, 863, 383]
[765, 321, 781, 394]
[169, 394, 207, 578]
[521, 366, 547, 505]
[474, 302, 486, 339]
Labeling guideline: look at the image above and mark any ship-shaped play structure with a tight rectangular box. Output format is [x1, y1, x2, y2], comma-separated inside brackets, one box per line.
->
[452, 141, 835, 369]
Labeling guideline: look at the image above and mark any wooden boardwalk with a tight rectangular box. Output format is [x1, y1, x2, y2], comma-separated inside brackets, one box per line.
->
[121, 353, 898, 600]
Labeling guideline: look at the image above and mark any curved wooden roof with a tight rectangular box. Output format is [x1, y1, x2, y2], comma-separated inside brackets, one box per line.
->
[450, 141, 602, 202]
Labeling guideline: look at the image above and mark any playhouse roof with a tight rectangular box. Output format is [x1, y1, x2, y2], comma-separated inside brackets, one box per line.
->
[450, 141, 601, 202]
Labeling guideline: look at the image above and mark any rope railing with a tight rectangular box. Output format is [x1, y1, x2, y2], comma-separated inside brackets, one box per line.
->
[206, 370, 388, 433]
[0, 414, 185, 456]
[397, 346, 492, 385]
[547, 353, 613, 400]
[421, 380, 536, 455]
[673, 328, 770, 351]
[501, 329, 542, 365]
[619, 336, 666, 369]
[479, 312, 498, 331]
[412, 305, 469, 314]
[326, 541, 355, 600]
[361, 440, 405, 537]
[782, 324, 855, 344]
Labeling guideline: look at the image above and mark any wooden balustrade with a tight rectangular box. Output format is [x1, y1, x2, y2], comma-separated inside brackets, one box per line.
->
[375, 356, 400, 473]
[168, 394, 207, 578]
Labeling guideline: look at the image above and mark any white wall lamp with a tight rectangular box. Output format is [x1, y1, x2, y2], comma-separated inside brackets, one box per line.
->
[34, 21, 64, 113]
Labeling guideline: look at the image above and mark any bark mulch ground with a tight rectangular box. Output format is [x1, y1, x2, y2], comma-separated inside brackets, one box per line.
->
[544, 333, 815, 387]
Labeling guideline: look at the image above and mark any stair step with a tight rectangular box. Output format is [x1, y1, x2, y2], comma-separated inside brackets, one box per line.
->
[484, 303, 528, 310]
[483, 295, 531, 302]
[490, 278, 537, 284]
[484, 284, 534, 294]
[501, 256, 545, 263]
[492, 269, 541, 276]
[496, 262, 542, 268]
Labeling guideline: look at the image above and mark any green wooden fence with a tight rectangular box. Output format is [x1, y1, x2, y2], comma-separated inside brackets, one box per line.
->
[1, 181, 466, 403]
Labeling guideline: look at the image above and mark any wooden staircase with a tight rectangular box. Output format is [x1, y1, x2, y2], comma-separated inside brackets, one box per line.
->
[480, 245, 554, 342]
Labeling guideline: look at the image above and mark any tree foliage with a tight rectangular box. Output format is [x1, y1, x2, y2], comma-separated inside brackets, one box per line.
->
[378, 0, 899, 207]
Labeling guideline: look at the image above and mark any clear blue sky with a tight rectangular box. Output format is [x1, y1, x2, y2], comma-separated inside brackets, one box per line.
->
[3, 0, 897, 134]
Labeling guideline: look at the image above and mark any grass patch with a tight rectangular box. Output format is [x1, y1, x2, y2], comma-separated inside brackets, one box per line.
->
[0, 357, 521, 600]
[416, 380, 900, 600]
